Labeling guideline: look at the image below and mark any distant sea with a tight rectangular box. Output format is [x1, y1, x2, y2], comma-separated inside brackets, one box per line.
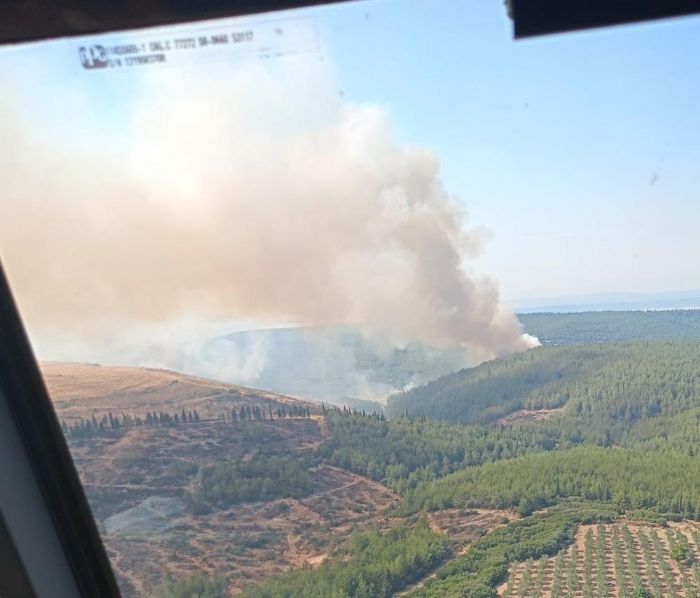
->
[514, 289, 700, 314]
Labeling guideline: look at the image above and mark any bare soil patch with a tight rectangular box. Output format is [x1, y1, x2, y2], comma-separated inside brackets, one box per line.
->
[496, 407, 563, 426]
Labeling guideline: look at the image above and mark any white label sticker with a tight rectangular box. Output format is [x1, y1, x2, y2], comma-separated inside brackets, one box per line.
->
[75, 16, 319, 72]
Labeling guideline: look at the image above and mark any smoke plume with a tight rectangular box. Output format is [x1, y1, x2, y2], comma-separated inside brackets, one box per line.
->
[0, 63, 536, 359]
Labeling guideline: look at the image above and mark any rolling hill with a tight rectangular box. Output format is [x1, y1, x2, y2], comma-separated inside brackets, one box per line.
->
[519, 309, 700, 345]
[42, 361, 319, 423]
[39, 331, 700, 597]
[385, 341, 700, 445]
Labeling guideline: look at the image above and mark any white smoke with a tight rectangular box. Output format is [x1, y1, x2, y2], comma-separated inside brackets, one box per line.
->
[0, 58, 537, 366]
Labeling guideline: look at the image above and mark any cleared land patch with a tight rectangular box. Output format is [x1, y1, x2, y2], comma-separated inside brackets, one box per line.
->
[427, 508, 517, 549]
[496, 407, 563, 426]
[102, 461, 399, 595]
[45, 362, 400, 596]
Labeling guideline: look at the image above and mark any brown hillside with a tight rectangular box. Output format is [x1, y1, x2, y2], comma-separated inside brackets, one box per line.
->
[40, 362, 318, 421]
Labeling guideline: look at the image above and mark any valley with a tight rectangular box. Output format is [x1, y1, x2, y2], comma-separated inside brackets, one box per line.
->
[42, 311, 700, 597]
[48, 364, 510, 596]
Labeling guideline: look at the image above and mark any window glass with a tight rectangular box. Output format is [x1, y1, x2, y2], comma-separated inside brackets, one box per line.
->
[1, 2, 700, 596]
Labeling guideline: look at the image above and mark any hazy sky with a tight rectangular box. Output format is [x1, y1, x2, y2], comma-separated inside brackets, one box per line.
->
[1, 0, 699, 315]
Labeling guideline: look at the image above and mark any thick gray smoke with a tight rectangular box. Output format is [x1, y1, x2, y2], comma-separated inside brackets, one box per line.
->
[0, 64, 536, 360]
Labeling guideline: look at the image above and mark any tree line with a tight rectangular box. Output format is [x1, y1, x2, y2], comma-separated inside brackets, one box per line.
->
[62, 409, 201, 437]
[62, 401, 311, 438]
[519, 309, 700, 345]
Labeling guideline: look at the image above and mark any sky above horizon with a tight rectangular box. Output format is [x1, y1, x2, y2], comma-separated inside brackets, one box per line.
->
[324, 1, 700, 303]
[1, 0, 699, 341]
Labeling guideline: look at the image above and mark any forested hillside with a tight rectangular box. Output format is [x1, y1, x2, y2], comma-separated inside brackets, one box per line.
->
[403, 446, 700, 519]
[249, 403, 700, 596]
[231, 420, 699, 598]
[519, 309, 700, 345]
[321, 413, 557, 493]
[255, 334, 700, 597]
[62, 336, 700, 597]
[386, 341, 700, 439]
[242, 519, 450, 597]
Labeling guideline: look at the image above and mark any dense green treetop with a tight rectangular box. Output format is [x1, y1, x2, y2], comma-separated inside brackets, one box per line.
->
[321, 413, 557, 493]
[403, 446, 700, 520]
[242, 519, 450, 598]
[187, 454, 315, 513]
[519, 309, 700, 345]
[386, 341, 700, 444]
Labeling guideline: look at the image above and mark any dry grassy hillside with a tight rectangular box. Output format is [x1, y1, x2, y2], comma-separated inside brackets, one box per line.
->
[41, 362, 318, 421]
[39, 363, 404, 595]
[40, 363, 513, 596]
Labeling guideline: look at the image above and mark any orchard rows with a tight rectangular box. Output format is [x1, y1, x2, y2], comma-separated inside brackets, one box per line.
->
[500, 522, 700, 597]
